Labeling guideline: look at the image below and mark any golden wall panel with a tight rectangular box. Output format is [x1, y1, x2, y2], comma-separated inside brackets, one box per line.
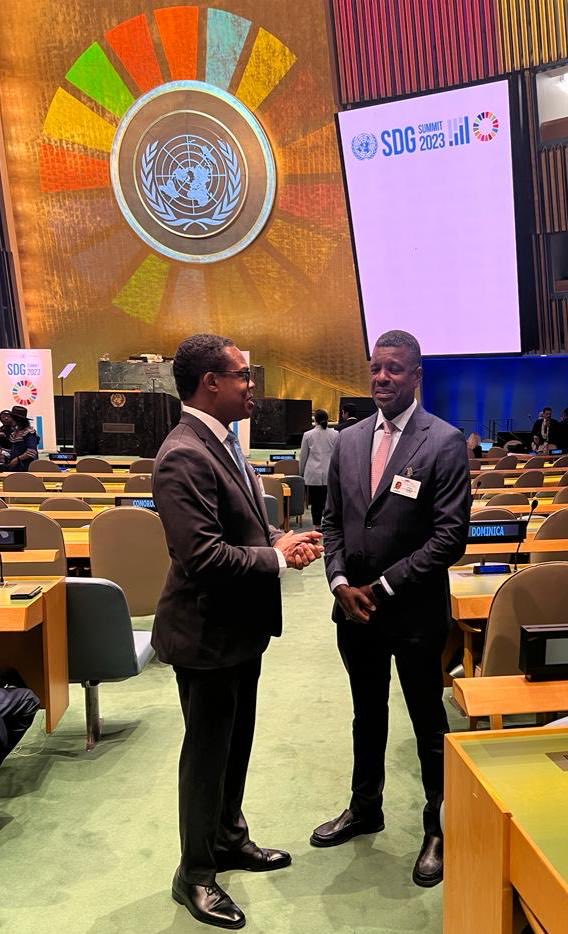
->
[0, 0, 369, 412]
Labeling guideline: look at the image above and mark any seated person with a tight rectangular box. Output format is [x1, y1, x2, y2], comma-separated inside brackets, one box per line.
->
[531, 406, 561, 452]
[466, 432, 482, 459]
[0, 669, 40, 765]
[0, 405, 39, 471]
[0, 410, 13, 449]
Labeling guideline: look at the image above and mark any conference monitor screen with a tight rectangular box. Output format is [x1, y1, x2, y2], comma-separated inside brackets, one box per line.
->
[467, 519, 528, 544]
[337, 78, 522, 355]
[115, 496, 157, 511]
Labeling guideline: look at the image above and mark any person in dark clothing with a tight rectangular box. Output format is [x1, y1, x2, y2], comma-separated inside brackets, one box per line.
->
[336, 403, 358, 432]
[531, 407, 561, 452]
[0, 670, 40, 765]
[0, 405, 39, 471]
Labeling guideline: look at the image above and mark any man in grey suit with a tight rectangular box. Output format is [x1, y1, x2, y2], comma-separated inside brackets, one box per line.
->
[310, 330, 470, 887]
[152, 334, 322, 929]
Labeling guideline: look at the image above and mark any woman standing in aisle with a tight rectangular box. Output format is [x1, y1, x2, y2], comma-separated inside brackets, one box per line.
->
[299, 409, 337, 530]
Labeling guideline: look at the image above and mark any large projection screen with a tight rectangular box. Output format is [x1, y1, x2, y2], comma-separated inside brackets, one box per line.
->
[337, 79, 521, 355]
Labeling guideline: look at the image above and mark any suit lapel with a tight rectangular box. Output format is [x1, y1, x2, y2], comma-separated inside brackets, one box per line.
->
[182, 413, 268, 530]
[371, 406, 430, 503]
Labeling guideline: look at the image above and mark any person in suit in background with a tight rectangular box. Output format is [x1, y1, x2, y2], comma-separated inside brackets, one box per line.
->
[0, 670, 40, 766]
[152, 334, 323, 930]
[299, 409, 338, 530]
[531, 406, 560, 452]
[466, 432, 482, 460]
[336, 402, 358, 432]
[310, 330, 470, 888]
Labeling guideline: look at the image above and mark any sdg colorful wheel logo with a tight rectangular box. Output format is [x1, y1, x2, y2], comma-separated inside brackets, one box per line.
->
[12, 380, 38, 406]
[473, 112, 499, 142]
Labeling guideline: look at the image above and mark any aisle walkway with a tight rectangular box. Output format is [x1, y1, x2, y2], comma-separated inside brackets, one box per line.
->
[0, 560, 464, 933]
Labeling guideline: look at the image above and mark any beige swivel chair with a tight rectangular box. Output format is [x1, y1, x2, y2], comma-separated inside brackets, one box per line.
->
[481, 563, 568, 677]
[260, 476, 285, 527]
[3, 473, 47, 492]
[523, 455, 547, 469]
[514, 470, 544, 489]
[39, 496, 93, 527]
[486, 492, 529, 506]
[89, 507, 170, 616]
[0, 507, 67, 575]
[488, 447, 507, 457]
[559, 471, 568, 487]
[273, 459, 300, 476]
[62, 473, 106, 492]
[529, 510, 568, 563]
[468, 458, 482, 470]
[29, 459, 63, 473]
[473, 472, 505, 490]
[494, 455, 518, 470]
[123, 474, 152, 493]
[553, 488, 568, 504]
[76, 457, 113, 473]
[470, 507, 517, 521]
[553, 454, 568, 468]
[129, 458, 155, 473]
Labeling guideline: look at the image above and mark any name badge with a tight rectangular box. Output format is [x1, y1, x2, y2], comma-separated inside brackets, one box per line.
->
[390, 474, 421, 499]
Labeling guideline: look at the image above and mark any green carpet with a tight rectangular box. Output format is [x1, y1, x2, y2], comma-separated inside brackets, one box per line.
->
[0, 559, 466, 933]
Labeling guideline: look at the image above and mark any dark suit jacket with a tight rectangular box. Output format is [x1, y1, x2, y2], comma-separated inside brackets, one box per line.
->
[531, 417, 561, 447]
[323, 405, 471, 632]
[336, 417, 359, 432]
[152, 412, 283, 669]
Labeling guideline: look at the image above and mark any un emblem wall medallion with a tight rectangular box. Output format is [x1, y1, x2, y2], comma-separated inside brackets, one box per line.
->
[111, 81, 276, 263]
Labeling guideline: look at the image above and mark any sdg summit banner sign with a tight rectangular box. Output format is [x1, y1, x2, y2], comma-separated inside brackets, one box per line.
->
[0, 349, 56, 449]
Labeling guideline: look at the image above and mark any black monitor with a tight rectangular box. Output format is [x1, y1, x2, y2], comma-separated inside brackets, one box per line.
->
[269, 453, 296, 461]
[0, 526, 26, 551]
[115, 496, 157, 511]
[49, 452, 76, 461]
[253, 465, 275, 475]
[467, 519, 528, 544]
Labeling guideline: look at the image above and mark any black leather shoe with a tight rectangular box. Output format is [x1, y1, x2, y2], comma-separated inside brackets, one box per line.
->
[172, 871, 245, 929]
[309, 808, 385, 848]
[412, 834, 443, 887]
[216, 841, 291, 872]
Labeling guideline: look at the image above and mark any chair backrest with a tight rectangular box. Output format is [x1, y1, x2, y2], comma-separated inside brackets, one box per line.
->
[0, 508, 67, 574]
[274, 459, 300, 476]
[553, 488, 568, 504]
[468, 458, 482, 470]
[3, 473, 46, 492]
[123, 474, 153, 493]
[486, 492, 529, 506]
[283, 475, 305, 518]
[488, 447, 506, 457]
[66, 578, 142, 682]
[129, 458, 155, 473]
[475, 472, 505, 489]
[560, 472, 568, 487]
[62, 473, 106, 492]
[260, 477, 284, 526]
[553, 455, 568, 468]
[494, 455, 518, 470]
[263, 494, 279, 527]
[471, 507, 517, 521]
[29, 459, 62, 473]
[529, 509, 568, 564]
[514, 470, 544, 488]
[39, 496, 93, 512]
[481, 563, 568, 676]
[76, 457, 113, 473]
[524, 455, 547, 469]
[0, 498, 6, 509]
[90, 508, 170, 616]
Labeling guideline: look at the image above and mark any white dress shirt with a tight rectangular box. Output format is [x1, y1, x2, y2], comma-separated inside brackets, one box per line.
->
[182, 405, 286, 575]
[331, 398, 418, 598]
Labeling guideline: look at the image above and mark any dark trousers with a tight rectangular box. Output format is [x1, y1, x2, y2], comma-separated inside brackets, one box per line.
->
[307, 485, 327, 527]
[175, 656, 261, 885]
[337, 621, 448, 835]
[0, 686, 40, 764]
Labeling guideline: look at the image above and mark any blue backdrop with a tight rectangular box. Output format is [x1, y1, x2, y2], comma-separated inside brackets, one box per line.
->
[421, 355, 568, 436]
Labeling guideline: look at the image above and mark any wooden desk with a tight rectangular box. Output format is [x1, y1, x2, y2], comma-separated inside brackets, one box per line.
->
[1, 491, 144, 503]
[0, 577, 67, 731]
[473, 485, 564, 495]
[471, 466, 566, 476]
[445, 727, 568, 933]
[1, 549, 61, 565]
[450, 568, 507, 621]
[453, 675, 568, 728]
[471, 503, 564, 516]
[62, 528, 89, 559]
[465, 538, 568, 556]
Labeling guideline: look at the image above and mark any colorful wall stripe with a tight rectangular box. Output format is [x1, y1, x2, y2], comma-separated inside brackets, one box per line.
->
[65, 43, 135, 118]
[105, 15, 164, 93]
[206, 9, 251, 91]
[154, 5, 199, 81]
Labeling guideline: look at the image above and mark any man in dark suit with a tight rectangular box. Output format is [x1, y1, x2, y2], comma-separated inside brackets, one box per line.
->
[310, 330, 470, 887]
[0, 670, 40, 765]
[336, 403, 358, 432]
[531, 407, 561, 451]
[152, 334, 322, 930]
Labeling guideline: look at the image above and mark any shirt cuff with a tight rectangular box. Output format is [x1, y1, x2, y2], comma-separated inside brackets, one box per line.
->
[379, 575, 394, 596]
[331, 575, 349, 593]
[274, 547, 287, 578]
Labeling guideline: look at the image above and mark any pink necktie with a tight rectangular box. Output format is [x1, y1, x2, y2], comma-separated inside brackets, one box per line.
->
[371, 420, 394, 497]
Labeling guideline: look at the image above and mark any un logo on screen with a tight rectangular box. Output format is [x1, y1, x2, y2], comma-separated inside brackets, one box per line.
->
[351, 132, 378, 160]
[140, 134, 242, 234]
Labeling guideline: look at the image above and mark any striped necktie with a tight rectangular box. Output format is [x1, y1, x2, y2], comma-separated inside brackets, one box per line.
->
[371, 420, 395, 497]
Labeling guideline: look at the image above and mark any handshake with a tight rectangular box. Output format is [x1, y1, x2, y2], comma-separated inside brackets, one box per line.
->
[274, 530, 324, 570]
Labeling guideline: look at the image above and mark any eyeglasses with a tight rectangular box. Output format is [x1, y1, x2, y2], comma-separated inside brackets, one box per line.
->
[213, 368, 252, 386]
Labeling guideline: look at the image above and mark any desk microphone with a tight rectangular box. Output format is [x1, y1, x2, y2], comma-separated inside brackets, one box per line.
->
[513, 499, 538, 572]
[472, 477, 483, 501]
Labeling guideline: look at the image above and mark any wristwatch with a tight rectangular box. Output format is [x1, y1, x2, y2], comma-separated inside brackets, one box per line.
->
[371, 578, 390, 600]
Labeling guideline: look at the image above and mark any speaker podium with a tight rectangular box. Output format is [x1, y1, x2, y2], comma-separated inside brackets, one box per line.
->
[74, 391, 180, 457]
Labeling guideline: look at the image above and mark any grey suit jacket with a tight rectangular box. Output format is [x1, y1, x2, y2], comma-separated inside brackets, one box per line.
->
[323, 404, 471, 631]
[152, 412, 283, 669]
[299, 425, 338, 485]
